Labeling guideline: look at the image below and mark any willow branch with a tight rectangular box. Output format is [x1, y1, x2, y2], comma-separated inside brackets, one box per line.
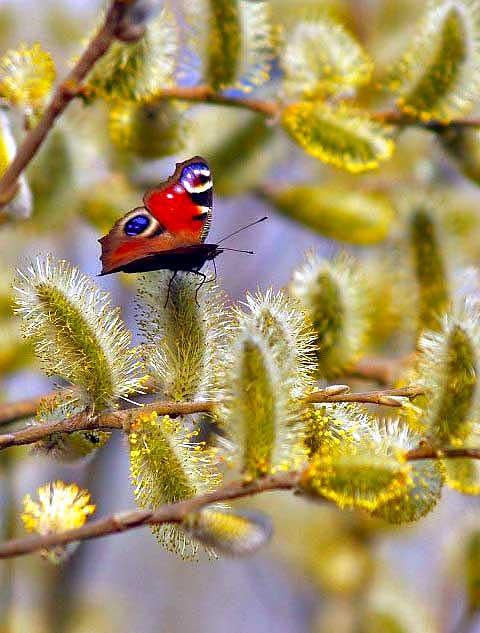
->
[0, 383, 423, 430]
[0, 440, 479, 559]
[373, 110, 480, 129]
[3, 51, 480, 209]
[0, 376, 160, 426]
[151, 87, 480, 129]
[0, 0, 143, 212]
[310, 386, 425, 406]
[405, 446, 480, 461]
[0, 386, 425, 451]
[0, 400, 214, 450]
[0, 472, 298, 560]
[151, 85, 279, 117]
[4, 49, 480, 213]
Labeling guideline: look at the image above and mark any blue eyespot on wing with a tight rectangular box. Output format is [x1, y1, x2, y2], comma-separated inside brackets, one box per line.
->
[180, 162, 212, 194]
[124, 214, 151, 236]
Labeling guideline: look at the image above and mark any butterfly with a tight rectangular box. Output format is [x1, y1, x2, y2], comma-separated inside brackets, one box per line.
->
[99, 156, 267, 297]
[99, 156, 222, 279]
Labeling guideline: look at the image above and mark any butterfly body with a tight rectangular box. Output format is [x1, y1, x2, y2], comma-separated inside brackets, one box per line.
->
[103, 243, 223, 275]
[99, 156, 218, 276]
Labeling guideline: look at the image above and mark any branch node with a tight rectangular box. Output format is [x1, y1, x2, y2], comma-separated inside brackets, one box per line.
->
[377, 395, 405, 407]
[121, 412, 133, 435]
[60, 79, 83, 99]
[114, 22, 146, 42]
[323, 384, 351, 396]
[110, 514, 128, 532]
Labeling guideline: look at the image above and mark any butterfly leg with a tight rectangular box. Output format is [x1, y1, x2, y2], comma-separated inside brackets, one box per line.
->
[164, 270, 179, 308]
[191, 270, 208, 306]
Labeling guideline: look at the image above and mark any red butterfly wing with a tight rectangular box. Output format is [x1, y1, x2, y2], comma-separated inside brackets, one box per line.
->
[143, 156, 212, 243]
[99, 156, 214, 275]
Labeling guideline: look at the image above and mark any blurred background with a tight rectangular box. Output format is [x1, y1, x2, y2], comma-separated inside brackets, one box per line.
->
[0, 1, 479, 632]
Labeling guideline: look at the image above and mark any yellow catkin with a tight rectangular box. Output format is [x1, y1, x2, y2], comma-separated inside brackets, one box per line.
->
[300, 447, 409, 512]
[21, 481, 95, 534]
[0, 43, 55, 109]
[282, 101, 394, 173]
[269, 185, 394, 245]
[184, 509, 272, 556]
[129, 412, 221, 559]
[21, 481, 95, 563]
[282, 15, 373, 99]
[387, 0, 480, 122]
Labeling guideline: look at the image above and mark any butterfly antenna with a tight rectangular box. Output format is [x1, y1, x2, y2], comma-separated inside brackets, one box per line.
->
[221, 247, 255, 254]
[216, 216, 268, 245]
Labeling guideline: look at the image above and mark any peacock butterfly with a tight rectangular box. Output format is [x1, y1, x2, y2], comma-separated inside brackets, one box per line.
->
[99, 156, 222, 277]
[99, 156, 267, 292]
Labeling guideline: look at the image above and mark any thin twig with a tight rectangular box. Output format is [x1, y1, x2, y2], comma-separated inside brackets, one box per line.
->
[3, 56, 480, 213]
[373, 110, 480, 129]
[0, 381, 423, 428]
[0, 472, 298, 560]
[152, 88, 480, 130]
[0, 400, 214, 450]
[405, 446, 480, 461]
[0, 439, 479, 560]
[0, 386, 425, 451]
[4, 56, 480, 216]
[310, 386, 425, 407]
[0, 375, 158, 427]
[151, 85, 279, 117]
[0, 0, 143, 213]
